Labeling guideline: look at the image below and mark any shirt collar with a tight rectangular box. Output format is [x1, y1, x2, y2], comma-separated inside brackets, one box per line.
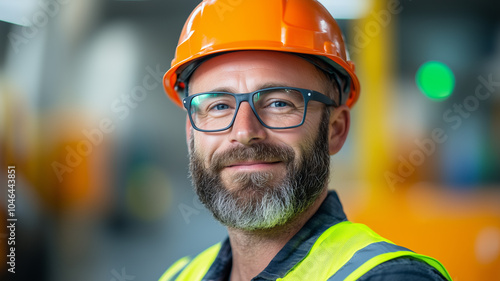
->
[203, 190, 348, 281]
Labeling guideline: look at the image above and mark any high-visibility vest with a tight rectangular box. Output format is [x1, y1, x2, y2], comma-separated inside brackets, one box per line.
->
[159, 221, 452, 281]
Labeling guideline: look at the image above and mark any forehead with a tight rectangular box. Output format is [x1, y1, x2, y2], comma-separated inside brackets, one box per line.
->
[189, 51, 323, 93]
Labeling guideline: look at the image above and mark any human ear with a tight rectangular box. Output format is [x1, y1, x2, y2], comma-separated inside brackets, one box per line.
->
[328, 105, 350, 155]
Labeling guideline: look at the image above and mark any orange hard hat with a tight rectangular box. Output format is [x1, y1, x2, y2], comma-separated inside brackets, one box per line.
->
[163, 0, 360, 108]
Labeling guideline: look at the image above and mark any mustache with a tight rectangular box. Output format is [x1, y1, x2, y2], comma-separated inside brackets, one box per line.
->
[210, 143, 295, 172]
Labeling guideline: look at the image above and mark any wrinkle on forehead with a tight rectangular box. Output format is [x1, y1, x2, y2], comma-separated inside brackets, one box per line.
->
[189, 51, 324, 95]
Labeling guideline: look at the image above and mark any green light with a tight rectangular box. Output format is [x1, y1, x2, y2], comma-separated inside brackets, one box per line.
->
[416, 61, 455, 100]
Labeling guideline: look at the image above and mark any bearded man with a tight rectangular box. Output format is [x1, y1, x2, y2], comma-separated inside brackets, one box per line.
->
[158, 1, 452, 280]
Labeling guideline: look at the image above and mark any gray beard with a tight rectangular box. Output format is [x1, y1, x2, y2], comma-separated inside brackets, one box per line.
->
[189, 109, 331, 231]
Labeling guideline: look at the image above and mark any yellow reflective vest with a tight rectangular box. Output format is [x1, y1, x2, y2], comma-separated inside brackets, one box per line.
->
[159, 221, 452, 281]
[159, 191, 452, 281]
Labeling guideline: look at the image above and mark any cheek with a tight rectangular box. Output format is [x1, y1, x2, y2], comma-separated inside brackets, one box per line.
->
[273, 132, 310, 163]
[283, 118, 321, 159]
[191, 133, 222, 164]
[282, 118, 318, 144]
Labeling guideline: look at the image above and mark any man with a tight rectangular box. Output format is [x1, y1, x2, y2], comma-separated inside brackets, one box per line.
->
[159, 0, 452, 280]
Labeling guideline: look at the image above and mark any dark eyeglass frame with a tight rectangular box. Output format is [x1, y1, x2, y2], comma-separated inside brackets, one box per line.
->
[183, 86, 338, 132]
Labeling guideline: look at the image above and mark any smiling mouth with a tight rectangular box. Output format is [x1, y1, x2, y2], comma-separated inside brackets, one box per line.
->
[226, 161, 282, 169]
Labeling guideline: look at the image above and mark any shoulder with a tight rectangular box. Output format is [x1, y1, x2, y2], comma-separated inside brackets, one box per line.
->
[313, 222, 451, 280]
[357, 257, 448, 281]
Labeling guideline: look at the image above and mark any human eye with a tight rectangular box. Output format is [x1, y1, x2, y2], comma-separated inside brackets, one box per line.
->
[268, 100, 293, 108]
[210, 102, 231, 111]
[256, 89, 302, 110]
[193, 93, 233, 114]
[204, 96, 235, 116]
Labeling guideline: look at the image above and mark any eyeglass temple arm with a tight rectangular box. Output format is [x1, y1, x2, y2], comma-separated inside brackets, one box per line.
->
[309, 91, 339, 108]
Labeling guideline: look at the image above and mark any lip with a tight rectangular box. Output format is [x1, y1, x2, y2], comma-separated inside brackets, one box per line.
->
[225, 161, 282, 170]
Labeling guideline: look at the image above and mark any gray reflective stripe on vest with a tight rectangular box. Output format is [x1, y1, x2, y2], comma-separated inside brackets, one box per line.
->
[327, 241, 412, 281]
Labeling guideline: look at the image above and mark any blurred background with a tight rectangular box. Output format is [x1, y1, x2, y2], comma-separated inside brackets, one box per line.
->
[0, 0, 499, 280]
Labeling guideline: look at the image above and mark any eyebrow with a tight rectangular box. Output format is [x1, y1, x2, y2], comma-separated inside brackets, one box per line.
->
[203, 82, 292, 94]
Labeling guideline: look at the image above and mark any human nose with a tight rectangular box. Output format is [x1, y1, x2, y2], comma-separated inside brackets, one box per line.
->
[229, 102, 267, 145]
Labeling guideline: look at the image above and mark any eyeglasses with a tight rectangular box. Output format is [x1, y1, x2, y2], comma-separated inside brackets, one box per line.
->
[183, 87, 337, 132]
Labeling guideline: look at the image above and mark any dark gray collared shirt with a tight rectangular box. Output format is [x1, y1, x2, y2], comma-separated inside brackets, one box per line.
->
[202, 191, 447, 281]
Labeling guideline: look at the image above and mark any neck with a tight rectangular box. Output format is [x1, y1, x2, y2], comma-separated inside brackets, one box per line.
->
[227, 189, 328, 281]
